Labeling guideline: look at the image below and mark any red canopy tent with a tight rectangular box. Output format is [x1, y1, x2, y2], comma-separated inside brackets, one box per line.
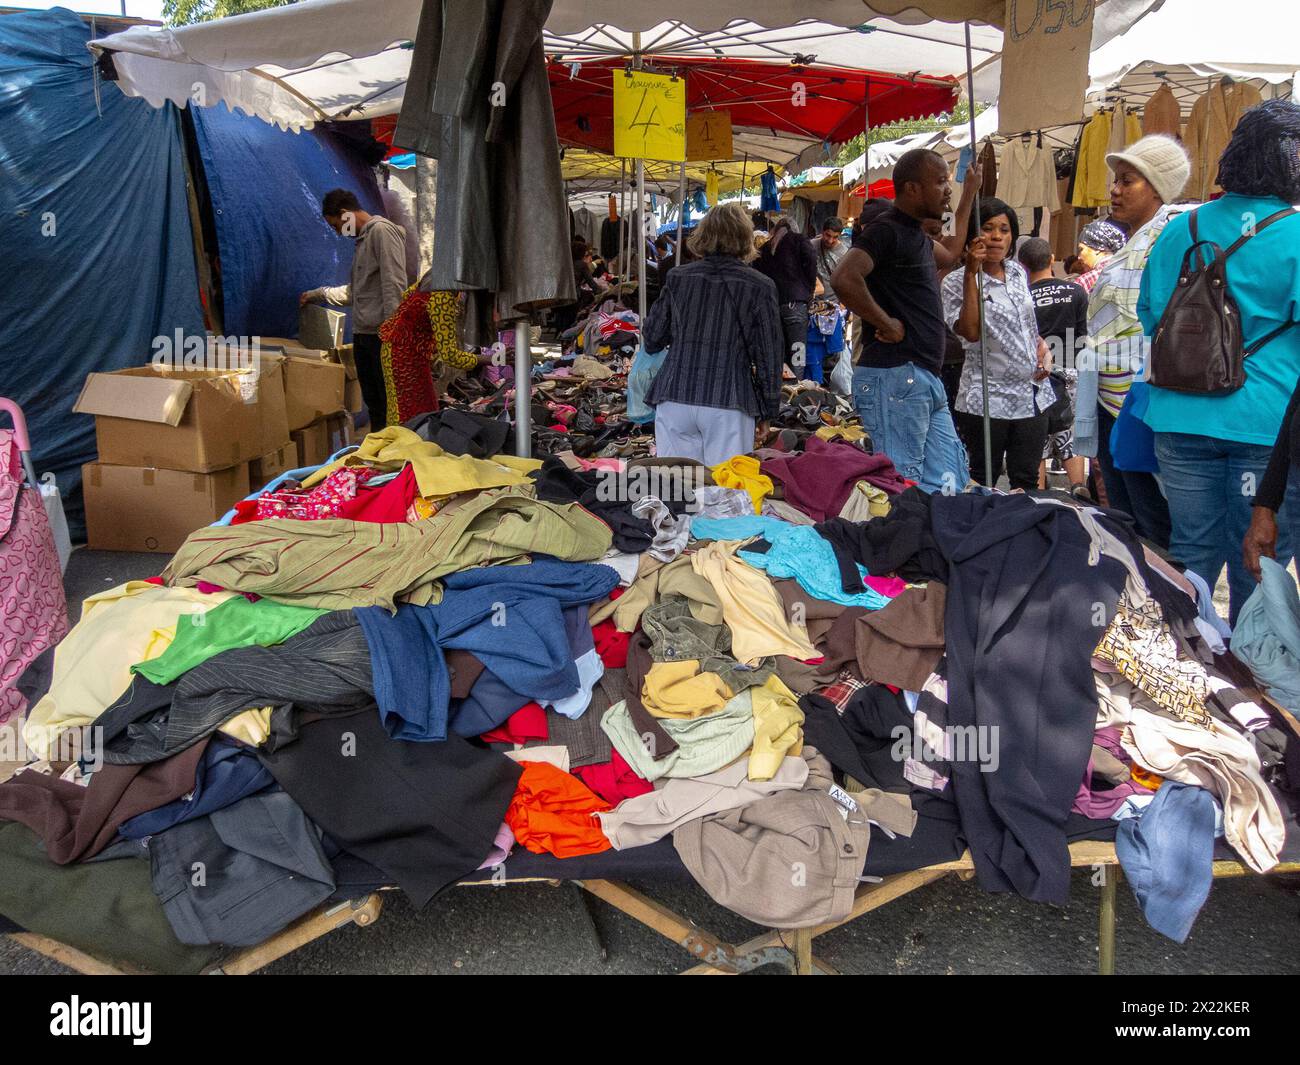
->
[547, 56, 958, 158]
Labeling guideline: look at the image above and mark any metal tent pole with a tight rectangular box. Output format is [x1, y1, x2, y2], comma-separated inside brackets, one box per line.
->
[965, 21, 992, 488]
[514, 320, 531, 457]
[634, 32, 647, 327]
[618, 158, 629, 277]
[676, 160, 687, 265]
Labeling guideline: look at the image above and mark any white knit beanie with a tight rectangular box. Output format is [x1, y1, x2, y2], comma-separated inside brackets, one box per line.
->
[1106, 134, 1191, 205]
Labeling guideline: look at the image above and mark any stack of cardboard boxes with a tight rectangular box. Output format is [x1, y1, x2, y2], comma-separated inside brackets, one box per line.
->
[76, 343, 354, 553]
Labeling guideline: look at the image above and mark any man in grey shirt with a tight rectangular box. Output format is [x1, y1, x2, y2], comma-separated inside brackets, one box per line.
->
[813, 216, 848, 297]
[301, 188, 409, 428]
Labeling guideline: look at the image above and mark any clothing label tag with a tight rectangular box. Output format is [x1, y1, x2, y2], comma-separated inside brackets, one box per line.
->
[904, 758, 949, 792]
[828, 784, 858, 813]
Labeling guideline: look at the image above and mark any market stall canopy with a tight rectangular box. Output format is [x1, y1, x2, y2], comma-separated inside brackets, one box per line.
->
[841, 102, 999, 185]
[560, 150, 770, 195]
[87, 0, 1161, 132]
[1087, 0, 1299, 110]
[550, 57, 959, 160]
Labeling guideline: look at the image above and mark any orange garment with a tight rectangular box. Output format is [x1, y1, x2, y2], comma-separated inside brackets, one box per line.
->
[504, 761, 613, 858]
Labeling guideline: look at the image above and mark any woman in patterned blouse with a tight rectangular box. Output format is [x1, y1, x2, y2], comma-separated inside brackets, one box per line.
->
[942, 197, 1053, 491]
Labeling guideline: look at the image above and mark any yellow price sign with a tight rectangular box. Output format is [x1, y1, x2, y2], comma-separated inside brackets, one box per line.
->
[686, 110, 733, 162]
[613, 69, 686, 161]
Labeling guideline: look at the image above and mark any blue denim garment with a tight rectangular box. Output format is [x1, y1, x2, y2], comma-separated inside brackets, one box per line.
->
[1153, 431, 1299, 622]
[851, 363, 969, 494]
[1115, 781, 1216, 943]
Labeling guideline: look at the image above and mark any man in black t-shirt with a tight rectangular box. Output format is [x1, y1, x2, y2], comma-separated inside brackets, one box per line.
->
[832, 148, 978, 493]
[1018, 237, 1089, 491]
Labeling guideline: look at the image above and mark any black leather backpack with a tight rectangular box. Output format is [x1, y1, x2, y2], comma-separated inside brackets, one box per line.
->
[1148, 206, 1298, 395]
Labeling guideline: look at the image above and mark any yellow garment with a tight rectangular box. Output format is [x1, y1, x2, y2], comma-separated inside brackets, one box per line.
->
[219, 707, 274, 746]
[691, 540, 818, 666]
[590, 554, 724, 632]
[299, 425, 538, 497]
[642, 660, 733, 719]
[710, 456, 773, 515]
[1124, 110, 1142, 147]
[705, 170, 719, 206]
[1070, 111, 1113, 209]
[814, 424, 868, 444]
[1183, 82, 1263, 200]
[428, 291, 479, 371]
[837, 480, 891, 522]
[749, 675, 805, 782]
[23, 582, 237, 760]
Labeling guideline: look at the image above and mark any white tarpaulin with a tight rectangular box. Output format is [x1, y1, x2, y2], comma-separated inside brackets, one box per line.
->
[1088, 0, 1300, 99]
[87, 0, 1160, 132]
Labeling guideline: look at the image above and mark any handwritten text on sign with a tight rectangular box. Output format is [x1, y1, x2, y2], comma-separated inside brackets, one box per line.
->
[613, 70, 686, 161]
[997, 0, 1095, 134]
[686, 110, 733, 162]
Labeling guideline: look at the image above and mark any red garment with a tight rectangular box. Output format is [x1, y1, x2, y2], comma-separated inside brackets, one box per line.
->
[378, 288, 439, 424]
[592, 618, 630, 668]
[760, 437, 908, 521]
[336, 465, 417, 523]
[480, 702, 548, 745]
[504, 761, 612, 858]
[575, 749, 653, 805]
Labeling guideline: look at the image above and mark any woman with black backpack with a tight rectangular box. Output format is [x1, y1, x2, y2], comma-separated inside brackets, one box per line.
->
[1138, 99, 1300, 622]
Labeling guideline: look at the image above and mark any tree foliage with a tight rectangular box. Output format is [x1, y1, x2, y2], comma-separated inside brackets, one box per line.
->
[163, 0, 297, 26]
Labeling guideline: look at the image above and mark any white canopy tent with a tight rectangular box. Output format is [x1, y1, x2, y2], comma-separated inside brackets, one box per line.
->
[87, 0, 1160, 132]
[841, 103, 999, 186]
[1088, 0, 1300, 111]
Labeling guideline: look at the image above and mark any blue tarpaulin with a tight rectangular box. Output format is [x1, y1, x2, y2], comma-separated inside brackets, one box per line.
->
[190, 103, 385, 340]
[0, 7, 205, 533]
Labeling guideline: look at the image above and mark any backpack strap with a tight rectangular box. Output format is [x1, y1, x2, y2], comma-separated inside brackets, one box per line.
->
[1224, 207, 1299, 258]
[1244, 319, 1300, 357]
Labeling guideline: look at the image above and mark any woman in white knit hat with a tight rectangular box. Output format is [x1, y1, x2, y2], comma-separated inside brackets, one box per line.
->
[1074, 133, 1190, 547]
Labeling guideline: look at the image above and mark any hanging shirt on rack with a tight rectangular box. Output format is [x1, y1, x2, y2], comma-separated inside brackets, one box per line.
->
[1106, 103, 1143, 155]
[1183, 81, 1263, 200]
[1141, 85, 1182, 139]
[1071, 111, 1113, 209]
[705, 171, 719, 207]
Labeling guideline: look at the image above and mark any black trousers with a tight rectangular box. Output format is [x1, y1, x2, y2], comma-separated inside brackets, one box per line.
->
[353, 332, 388, 428]
[1095, 407, 1172, 548]
[779, 300, 809, 367]
[958, 411, 1049, 492]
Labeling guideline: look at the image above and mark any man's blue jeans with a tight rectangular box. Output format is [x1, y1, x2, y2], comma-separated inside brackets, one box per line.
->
[1153, 431, 1298, 624]
[852, 363, 969, 494]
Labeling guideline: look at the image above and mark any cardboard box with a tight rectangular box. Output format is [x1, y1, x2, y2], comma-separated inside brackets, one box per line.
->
[74, 361, 290, 474]
[282, 355, 346, 430]
[83, 461, 250, 553]
[325, 410, 353, 454]
[344, 376, 364, 414]
[291, 419, 332, 468]
[300, 305, 346, 351]
[249, 441, 296, 488]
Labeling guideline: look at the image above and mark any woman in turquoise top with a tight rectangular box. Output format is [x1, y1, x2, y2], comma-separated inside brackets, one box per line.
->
[1137, 99, 1300, 622]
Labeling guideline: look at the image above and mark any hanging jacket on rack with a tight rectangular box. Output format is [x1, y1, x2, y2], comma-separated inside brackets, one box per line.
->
[760, 166, 780, 213]
[1142, 84, 1182, 139]
[997, 137, 1061, 213]
[1107, 103, 1143, 154]
[1183, 81, 1263, 200]
[1070, 111, 1112, 209]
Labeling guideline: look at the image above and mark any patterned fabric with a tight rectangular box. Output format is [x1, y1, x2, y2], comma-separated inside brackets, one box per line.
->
[1085, 204, 1177, 417]
[378, 289, 479, 428]
[255, 468, 377, 522]
[818, 669, 866, 714]
[0, 430, 68, 724]
[1094, 591, 1212, 728]
[942, 258, 1054, 420]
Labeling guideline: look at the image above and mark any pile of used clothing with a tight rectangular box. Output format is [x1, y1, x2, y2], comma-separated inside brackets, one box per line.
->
[3, 415, 1296, 972]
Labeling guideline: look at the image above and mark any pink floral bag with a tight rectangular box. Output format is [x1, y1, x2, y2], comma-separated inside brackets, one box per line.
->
[0, 429, 68, 725]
